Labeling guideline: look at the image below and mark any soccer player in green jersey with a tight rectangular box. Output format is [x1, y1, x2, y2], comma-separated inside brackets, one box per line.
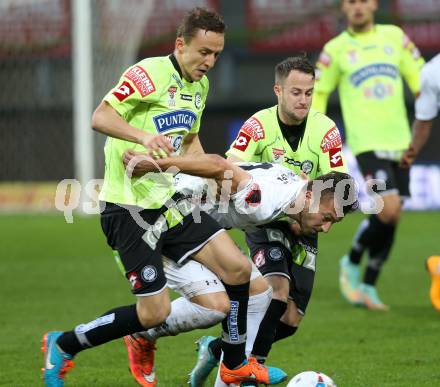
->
[312, 0, 425, 310]
[41, 8, 285, 387]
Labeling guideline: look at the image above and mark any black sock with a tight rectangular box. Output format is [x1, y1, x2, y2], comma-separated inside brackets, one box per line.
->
[57, 304, 144, 356]
[251, 299, 287, 361]
[273, 321, 298, 343]
[364, 218, 396, 285]
[349, 218, 371, 264]
[221, 282, 250, 369]
[209, 337, 222, 361]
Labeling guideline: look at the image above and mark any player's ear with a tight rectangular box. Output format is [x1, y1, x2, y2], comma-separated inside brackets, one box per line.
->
[274, 83, 281, 97]
[305, 190, 312, 200]
[175, 36, 185, 52]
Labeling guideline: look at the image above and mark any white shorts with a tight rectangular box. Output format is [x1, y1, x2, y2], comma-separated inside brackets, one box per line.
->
[163, 257, 262, 299]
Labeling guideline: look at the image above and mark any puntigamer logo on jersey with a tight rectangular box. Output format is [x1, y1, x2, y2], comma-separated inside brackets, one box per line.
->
[350, 63, 398, 87]
[153, 110, 197, 133]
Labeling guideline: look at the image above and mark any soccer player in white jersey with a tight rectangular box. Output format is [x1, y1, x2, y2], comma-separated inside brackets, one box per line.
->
[122, 150, 358, 386]
[401, 53, 440, 311]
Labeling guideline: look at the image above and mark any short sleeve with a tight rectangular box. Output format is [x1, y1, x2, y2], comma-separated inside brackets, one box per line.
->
[103, 63, 161, 117]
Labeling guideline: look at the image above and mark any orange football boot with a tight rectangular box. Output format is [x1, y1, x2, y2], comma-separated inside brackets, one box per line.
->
[426, 256, 440, 311]
[124, 335, 157, 386]
[220, 356, 287, 385]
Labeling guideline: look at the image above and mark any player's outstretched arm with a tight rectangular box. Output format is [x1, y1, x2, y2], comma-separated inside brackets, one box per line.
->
[123, 150, 250, 194]
[92, 101, 174, 155]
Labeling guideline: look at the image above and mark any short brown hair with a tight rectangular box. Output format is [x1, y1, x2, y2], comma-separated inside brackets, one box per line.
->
[177, 7, 225, 42]
[275, 55, 315, 83]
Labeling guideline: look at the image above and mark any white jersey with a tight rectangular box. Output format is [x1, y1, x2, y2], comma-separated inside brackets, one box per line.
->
[174, 162, 307, 231]
[415, 53, 440, 121]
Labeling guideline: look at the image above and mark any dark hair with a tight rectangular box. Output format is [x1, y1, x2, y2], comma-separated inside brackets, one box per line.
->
[307, 171, 359, 215]
[275, 55, 315, 83]
[177, 7, 225, 42]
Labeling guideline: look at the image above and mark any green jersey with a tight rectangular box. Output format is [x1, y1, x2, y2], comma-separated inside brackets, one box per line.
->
[99, 55, 209, 209]
[226, 106, 347, 179]
[313, 25, 424, 156]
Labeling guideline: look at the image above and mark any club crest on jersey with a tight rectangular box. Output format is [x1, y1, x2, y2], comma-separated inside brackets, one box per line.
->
[112, 81, 134, 101]
[241, 117, 265, 142]
[168, 86, 177, 107]
[272, 148, 285, 163]
[301, 160, 314, 174]
[195, 92, 202, 109]
[166, 134, 184, 154]
[141, 266, 157, 282]
[233, 131, 251, 151]
[124, 66, 156, 97]
[321, 127, 342, 152]
[153, 110, 197, 133]
[329, 147, 343, 168]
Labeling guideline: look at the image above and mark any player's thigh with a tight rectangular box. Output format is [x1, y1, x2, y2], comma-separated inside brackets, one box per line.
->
[163, 256, 229, 312]
[192, 230, 252, 284]
[288, 234, 318, 316]
[356, 151, 399, 195]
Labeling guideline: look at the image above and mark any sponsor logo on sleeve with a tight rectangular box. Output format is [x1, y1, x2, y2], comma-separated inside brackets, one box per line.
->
[241, 117, 265, 142]
[124, 65, 156, 97]
[152, 109, 197, 133]
[127, 272, 142, 289]
[320, 126, 342, 152]
[232, 131, 251, 151]
[318, 51, 332, 67]
[329, 147, 343, 168]
[252, 249, 266, 268]
[112, 81, 135, 101]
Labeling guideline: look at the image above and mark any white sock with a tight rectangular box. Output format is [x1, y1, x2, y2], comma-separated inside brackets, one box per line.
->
[214, 287, 273, 387]
[137, 297, 226, 342]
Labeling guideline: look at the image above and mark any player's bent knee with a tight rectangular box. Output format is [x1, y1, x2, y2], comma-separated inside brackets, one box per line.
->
[224, 258, 252, 284]
[191, 292, 230, 316]
[136, 296, 171, 328]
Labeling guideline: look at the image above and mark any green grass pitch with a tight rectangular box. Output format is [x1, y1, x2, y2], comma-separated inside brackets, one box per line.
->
[1, 211, 440, 386]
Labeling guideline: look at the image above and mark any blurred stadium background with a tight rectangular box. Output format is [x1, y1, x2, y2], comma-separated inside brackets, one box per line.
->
[1, 0, 440, 212]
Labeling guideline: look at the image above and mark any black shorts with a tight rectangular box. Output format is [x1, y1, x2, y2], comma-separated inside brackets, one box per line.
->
[356, 151, 410, 197]
[246, 221, 318, 315]
[100, 200, 223, 296]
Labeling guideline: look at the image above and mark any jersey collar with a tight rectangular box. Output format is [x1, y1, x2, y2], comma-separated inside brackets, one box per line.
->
[169, 53, 183, 79]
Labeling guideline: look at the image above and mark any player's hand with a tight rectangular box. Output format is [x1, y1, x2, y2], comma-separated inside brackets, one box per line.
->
[123, 149, 159, 177]
[400, 145, 417, 168]
[140, 133, 174, 159]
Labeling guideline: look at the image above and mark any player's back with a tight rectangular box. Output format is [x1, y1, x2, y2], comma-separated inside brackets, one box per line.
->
[174, 162, 306, 231]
